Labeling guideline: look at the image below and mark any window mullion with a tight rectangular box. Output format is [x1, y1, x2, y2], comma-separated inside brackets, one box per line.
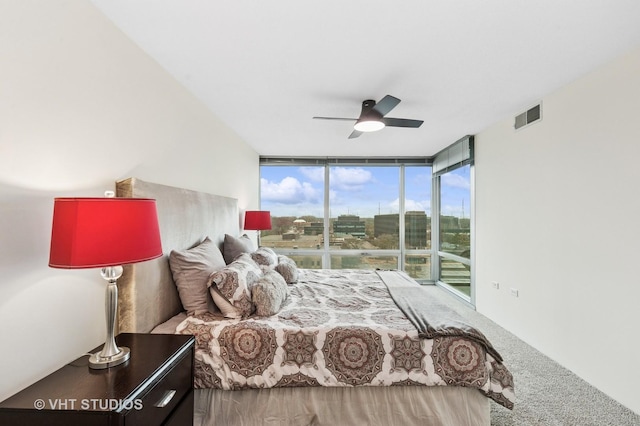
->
[432, 173, 441, 282]
[398, 165, 405, 271]
[323, 164, 330, 268]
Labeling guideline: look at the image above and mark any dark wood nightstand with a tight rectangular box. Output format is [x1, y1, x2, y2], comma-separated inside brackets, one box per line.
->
[0, 333, 195, 426]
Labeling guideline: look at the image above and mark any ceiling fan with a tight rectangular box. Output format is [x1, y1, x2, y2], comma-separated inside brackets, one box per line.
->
[313, 95, 424, 139]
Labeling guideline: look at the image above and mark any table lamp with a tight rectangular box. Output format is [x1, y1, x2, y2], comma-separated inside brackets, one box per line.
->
[48, 196, 162, 369]
[244, 210, 271, 246]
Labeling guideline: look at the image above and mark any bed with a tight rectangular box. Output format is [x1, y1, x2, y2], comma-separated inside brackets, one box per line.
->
[115, 177, 514, 426]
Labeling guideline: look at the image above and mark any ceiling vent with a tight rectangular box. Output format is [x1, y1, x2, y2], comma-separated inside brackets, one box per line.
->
[514, 104, 541, 130]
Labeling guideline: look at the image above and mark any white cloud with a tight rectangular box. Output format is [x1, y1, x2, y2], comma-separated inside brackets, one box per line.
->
[261, 177, 320, 204]
[330, 167, 373, 191]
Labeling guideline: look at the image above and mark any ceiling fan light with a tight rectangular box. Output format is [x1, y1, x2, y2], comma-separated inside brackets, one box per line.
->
[354, 119, 385, 132]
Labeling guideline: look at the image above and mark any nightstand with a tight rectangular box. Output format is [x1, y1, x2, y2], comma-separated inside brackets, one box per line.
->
[0, 333, 195, 426]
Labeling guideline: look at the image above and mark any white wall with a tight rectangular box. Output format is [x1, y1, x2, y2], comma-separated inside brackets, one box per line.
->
[475, 45, 640, 414]
[0, 0, 258, 401]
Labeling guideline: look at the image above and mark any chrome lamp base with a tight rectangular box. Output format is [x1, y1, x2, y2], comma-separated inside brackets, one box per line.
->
[89, 346, 130, 369]
[89, 265, 129, 370]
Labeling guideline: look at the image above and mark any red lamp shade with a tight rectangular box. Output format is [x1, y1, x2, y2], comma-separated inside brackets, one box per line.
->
[49, 198, 163, 269]
[244, 210, 272, 231]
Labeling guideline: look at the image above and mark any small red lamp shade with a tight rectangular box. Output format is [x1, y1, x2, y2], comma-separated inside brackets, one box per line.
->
[244, 210, 272, 231]
[49, 198, 163, 269]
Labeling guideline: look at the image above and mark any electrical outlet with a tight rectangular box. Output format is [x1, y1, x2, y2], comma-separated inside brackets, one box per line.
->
[510, 288, 519, 297]
[491, 281, 500, 290]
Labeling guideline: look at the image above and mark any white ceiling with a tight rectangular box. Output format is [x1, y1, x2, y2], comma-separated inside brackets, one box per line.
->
[90, 0, 640, 157]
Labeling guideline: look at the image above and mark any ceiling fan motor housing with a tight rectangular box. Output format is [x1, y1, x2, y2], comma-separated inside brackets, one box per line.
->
[361, 100, 382, 120]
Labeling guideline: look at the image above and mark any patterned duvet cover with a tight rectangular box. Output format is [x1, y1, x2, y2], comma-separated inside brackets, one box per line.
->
[176, 269, 514, 409]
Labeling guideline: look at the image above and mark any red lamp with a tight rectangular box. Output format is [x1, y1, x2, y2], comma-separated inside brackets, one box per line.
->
[244, 210, 272, 231]
[49, 197, 162, 369]
[244, 210, 271, 246]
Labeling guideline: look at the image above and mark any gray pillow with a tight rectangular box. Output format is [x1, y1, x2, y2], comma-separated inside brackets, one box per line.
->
[250, 246, 278, 267]
[275, 255, 299, 284]
[252, 269, 289, 316]
[223, 233, 256, 264]
[168, 237, 226, 315]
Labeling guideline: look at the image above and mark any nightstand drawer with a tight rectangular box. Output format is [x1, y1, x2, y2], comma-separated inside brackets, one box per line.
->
[126, 346, 193, 424]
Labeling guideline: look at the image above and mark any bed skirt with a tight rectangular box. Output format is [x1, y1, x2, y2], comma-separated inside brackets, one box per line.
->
[193, 385, 490, 426]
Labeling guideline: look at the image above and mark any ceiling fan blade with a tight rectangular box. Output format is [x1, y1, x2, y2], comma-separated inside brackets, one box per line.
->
[381, 117, 424, 128]
[348, 129, 363, 139]
[313, 116, 357, 121]
[372, 95, 401, 116]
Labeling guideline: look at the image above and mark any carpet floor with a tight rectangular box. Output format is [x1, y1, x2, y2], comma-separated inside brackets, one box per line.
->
[425, 285, 640, 426]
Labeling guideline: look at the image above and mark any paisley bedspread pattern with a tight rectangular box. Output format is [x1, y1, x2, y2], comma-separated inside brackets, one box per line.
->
[176, 269, 515, 409]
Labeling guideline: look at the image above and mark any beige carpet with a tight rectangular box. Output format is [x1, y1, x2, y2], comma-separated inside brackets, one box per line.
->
[423, 285, 640, 426]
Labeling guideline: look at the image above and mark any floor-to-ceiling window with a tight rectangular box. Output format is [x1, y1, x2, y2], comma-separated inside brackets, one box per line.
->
[259, 159, 432, 282]
[437, 164, 471, 297]
[260, 138, 472, 297]
[432, 136, 474, 303]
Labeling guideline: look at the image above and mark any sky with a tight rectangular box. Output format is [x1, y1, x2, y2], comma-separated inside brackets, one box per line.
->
[260, 165, 470, 219]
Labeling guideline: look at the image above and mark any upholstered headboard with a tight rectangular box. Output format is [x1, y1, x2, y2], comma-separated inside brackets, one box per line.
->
[116, 177, 239, 333]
